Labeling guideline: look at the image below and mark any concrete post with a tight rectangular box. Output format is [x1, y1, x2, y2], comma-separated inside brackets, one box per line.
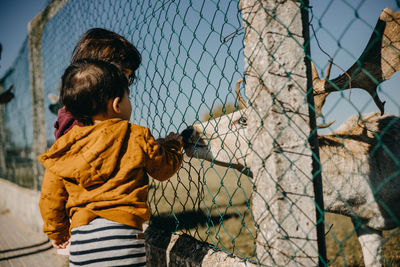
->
[0, 81, 7, 174]
[145, 226, 257, 267]
[241, 0, 323, 265]
[28, 0, 67, 189]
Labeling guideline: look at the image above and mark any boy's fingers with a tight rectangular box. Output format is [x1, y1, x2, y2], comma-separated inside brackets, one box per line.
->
[168, 132, 178, 138]
[51, 238, 70, 249]
[51, 241, 61, 249]
[177, 135, 183, 143]
[60, 242, 69, 249]
[162, 132, 184, 146]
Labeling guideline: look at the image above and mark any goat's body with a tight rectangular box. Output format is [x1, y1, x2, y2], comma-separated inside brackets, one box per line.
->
[184, 112, 400, 266]
[319, 114, 400, 231]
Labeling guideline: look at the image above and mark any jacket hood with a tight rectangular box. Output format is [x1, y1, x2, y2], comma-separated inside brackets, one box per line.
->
[40, 119, 130, 188]
[54, 107, 84, 140]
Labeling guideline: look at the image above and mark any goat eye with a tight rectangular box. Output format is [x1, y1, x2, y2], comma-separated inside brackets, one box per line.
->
[239, 117, 247, 126]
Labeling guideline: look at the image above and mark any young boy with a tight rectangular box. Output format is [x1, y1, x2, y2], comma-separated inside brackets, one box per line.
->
[39, 59, 183, 266]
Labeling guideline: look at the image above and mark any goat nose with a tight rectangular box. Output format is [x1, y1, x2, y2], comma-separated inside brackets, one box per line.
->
[180, 127, 194, 144]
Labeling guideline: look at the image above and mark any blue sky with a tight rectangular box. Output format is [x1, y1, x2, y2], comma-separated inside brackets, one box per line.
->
[0, 0, 49, 77]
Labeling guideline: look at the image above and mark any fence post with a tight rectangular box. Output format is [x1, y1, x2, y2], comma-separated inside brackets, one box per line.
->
[241, 0, 324, 265]
[0, 81, 7, 174]
[28, 0, 67, 189]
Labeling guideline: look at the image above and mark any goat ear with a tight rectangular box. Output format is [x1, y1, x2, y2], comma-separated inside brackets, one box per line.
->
[235, 79, 247, 109]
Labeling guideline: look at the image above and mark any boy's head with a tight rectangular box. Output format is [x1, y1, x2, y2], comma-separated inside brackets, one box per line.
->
[71, 28, 141, 85]
[60, 59, 132, 124]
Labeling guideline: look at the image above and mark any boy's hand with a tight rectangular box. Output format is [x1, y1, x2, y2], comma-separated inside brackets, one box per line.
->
[51, 238, 70, 249]
[157, 132, 183, 147]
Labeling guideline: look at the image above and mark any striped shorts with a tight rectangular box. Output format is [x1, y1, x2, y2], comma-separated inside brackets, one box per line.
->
[69, 217, 146, 266]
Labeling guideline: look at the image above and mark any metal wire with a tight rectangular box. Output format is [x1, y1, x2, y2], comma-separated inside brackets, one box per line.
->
[0, 0, 399, 265]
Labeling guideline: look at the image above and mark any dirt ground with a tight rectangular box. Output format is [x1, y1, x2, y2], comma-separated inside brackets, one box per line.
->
[148, 157, 400, 265]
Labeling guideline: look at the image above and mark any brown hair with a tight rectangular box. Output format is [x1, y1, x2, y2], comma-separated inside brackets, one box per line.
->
[60, 59, 129, 124]
[71, 28, 141, 83]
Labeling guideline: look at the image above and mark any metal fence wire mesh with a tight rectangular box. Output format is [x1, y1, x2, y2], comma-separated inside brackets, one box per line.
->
[0, 39, 35, 188]
[0, 0, 399, 266]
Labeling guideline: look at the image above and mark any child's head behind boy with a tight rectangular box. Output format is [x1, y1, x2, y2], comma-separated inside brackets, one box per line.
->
[71, 28, 141, 85]
[60, 59, 132, 125]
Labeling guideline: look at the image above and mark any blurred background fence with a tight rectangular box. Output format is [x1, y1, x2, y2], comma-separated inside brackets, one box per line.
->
[0, 0, 400, 266]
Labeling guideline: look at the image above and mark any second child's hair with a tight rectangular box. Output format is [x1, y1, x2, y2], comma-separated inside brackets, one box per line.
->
[60, 59, 129, 124]
[71, 28, 141, 84]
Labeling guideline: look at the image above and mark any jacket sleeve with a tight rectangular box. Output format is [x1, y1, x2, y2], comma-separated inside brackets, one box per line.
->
[143, 128, 183, 181]
[38, 170, 70, 241]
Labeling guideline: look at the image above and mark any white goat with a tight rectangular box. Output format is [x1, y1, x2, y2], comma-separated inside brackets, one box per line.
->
[182, 8, 400, 265]
[183, 108, 400, 267]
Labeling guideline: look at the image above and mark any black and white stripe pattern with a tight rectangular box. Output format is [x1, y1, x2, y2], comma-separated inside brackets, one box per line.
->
[69, 217, 146, 266]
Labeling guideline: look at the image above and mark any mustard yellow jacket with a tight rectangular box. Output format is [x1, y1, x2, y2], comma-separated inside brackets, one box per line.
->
[38, 119, 182, 241]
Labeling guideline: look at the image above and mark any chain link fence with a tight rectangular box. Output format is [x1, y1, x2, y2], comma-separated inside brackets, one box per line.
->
[0, 39, 34, 187]
[0, 0, 399, 265]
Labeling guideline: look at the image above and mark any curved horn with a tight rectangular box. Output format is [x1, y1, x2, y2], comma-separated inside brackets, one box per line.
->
[235, 79, 247, 109]
[311, 62, 320, 82]
[311, 8, 400, 118]
[321, 8, 400, 115]
[317, 120, 336, 129]
[324, 59, 333, 80]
